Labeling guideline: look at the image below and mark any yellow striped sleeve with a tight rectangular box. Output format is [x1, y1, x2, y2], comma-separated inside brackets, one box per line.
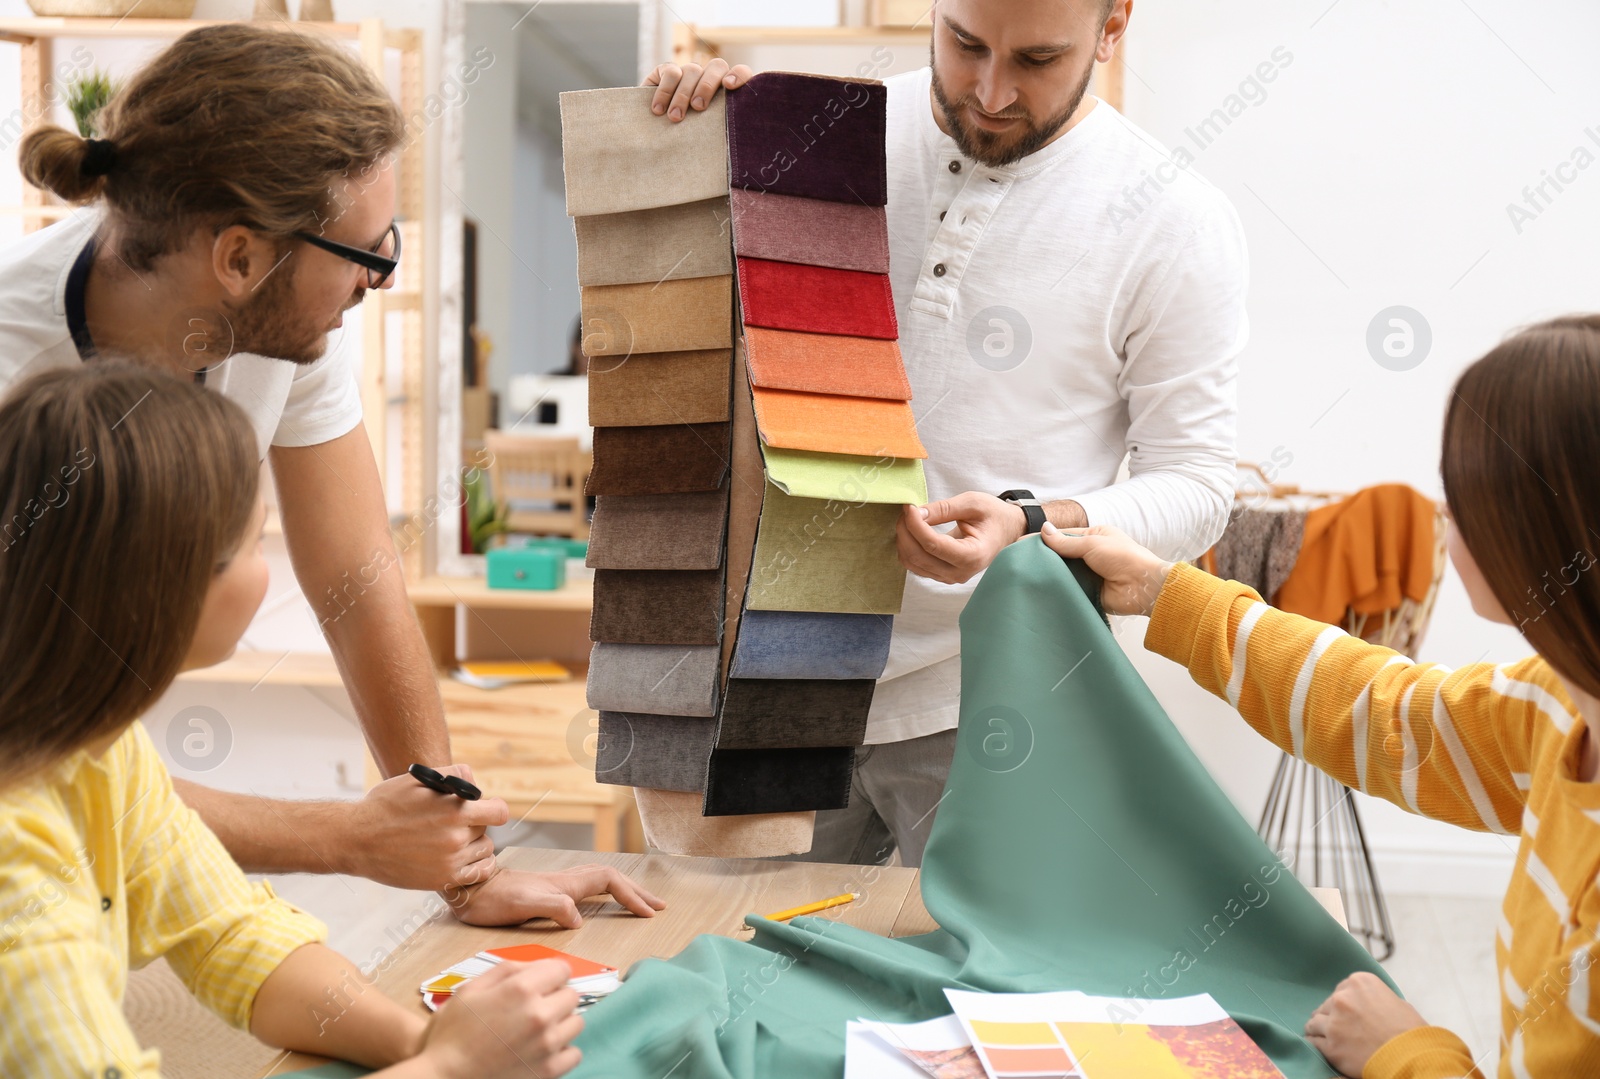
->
[118, 722, 327, 1030]
[1146, 562, 1533, 835]
[1364, 1026, 1483, 1079]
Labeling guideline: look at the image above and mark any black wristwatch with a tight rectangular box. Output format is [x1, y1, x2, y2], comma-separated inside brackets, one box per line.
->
[998, 489, 1047, 535]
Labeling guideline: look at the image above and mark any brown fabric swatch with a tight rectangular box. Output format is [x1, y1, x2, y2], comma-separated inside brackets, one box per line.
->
[560, 87, 728, 217]
[575, 197, 732, 287]
[743, 327, 911, 401]
[729, 189, 890, 274]
[719, 339, 767, 682]
[586, 422, 731, 497]
[746, 482, 907, 615]
[594, 711, 715, 792]
[585, 485, 729, 571]
[702, 747, 856, 815]
[580, 275, 733, 357]
[633, 787, 815, 857]
[713, 678, 877, 749]
[590, 569, 724, 645]
[587, 348, 732, 428]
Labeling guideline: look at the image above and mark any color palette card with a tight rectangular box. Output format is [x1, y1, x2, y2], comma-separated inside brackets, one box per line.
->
[420, 943, 620, 1012]
[845, 1015, 985, 1079]
[945, 990, 1285, 1079]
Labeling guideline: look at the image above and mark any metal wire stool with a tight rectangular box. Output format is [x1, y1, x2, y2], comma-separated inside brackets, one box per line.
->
[1252, 503, 1449, 963]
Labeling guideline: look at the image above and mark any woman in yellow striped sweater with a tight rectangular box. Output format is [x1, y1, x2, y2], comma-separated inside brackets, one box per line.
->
[0, 366, 595, 1077]
[1043, 314, 1600, 1079]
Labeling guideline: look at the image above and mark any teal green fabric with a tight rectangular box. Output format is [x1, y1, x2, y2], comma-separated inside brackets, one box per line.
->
[567, 540, 1392, 1078]
[296, 541, 1390, 1078]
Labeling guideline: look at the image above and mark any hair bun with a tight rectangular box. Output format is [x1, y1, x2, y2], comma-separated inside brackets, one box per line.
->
[80, 138, 117, 178]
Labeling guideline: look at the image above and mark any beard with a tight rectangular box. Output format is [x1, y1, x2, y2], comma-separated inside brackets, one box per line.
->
[224, 259, 355, 366]
[929, 44, 1097, 168]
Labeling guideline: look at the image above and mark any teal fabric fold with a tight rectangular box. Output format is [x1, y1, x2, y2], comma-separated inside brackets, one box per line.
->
[569, 539, 1394, 1078]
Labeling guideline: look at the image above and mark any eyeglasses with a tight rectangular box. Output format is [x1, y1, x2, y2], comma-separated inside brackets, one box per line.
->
[293, 220, 401, 288]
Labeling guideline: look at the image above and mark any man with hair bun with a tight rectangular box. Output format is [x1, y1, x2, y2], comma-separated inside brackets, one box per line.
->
[0, 23, 662, 928]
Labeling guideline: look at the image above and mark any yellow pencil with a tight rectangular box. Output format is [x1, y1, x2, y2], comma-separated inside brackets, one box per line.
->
[763, 892, 860, 922]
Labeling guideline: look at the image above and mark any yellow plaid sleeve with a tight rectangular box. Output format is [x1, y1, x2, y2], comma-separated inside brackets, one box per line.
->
[117, 722, 327, 1030]
[0, 798, 163, 1078]
[1146, 562, 1534, 835]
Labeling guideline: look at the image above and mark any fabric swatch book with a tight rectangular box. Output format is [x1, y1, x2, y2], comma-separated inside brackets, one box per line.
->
[945, 989, 1286, 1079]
[419, 942, 619, 1012]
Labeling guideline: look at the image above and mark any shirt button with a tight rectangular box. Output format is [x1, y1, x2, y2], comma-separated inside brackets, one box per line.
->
[939, 210, 946, 220]
[933, 263, 947, 277]
[105, 1068, 123, 1079]
[101, 896, 111, 912]
[948, 160, 962, 173]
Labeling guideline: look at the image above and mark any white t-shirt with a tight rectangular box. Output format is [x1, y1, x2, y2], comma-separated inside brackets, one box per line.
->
[867, 68, 1249, 744]
[0, 211, 363, 459]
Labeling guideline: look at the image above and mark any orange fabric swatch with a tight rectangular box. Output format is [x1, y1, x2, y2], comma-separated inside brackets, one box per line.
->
[1274, 483, 1438, 624]
[751, 386, 926, 459]
[744, 327, 911, 401]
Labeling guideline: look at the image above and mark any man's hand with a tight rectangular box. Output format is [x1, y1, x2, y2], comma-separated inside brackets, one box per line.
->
[1039, 523, 1174, 617]
[1303, 972, 1427, 1077]
[644, 58, 753, 121]
[897, 493, 1032, 584]
[346, 764, 508, 891]
[444, 863, 668, 929]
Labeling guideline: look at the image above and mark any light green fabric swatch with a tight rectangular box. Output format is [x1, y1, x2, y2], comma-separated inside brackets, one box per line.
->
[761, 446, 928, 506]
[566, 539, 1394, 1079]
[745, 482, 905, 615]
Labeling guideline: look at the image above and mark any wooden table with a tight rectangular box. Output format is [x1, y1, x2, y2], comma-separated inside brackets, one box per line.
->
[263, 847, 1346, 1075]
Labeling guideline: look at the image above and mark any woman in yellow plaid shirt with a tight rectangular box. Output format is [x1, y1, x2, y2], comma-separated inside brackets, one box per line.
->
[0, 366, 587, 1077]
[1047, 314, 1600, 1078]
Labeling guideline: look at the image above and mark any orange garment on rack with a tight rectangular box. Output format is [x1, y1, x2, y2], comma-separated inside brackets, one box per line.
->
[1272, 483, 1437, 625]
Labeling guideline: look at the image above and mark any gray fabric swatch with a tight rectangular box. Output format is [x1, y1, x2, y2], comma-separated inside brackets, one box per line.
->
[594, 711, 715, 793]
[586, 642, 721, 718]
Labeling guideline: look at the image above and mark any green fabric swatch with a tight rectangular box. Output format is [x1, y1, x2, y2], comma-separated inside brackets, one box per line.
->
[761, 446, 928, 506]
[568, 539, 1393, 1078]
[745, 482, 905, 615]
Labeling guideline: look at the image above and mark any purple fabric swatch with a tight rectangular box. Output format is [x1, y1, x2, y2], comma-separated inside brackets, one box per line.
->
[726, 73, 888, 206]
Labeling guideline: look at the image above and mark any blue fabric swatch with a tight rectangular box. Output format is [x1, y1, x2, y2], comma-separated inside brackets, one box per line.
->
[728, 610, 893, 680]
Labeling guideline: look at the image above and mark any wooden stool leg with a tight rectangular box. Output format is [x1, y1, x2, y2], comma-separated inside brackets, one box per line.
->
[592, 803, 619, 853]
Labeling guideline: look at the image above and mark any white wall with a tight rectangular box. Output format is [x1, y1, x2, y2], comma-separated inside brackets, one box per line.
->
[1107, 0, 1600, 896]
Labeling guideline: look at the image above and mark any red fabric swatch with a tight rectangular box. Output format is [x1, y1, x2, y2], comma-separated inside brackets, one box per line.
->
[736, 257, 898, 341]
[744, 327, 911, 401]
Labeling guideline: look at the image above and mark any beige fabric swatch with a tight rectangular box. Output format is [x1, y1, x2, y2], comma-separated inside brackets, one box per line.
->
[581, 276, 734, 356]
[634, 787, 815, 857]
[560, 87, 729, 217]
[576, 197, 732, 287]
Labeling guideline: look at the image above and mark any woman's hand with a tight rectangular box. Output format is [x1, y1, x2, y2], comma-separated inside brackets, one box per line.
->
[644, 58, 754, 121]
[1038, 523, 1175, 617]
[1304, 972, 1427, 1077]
[417, 959, 585, 1079]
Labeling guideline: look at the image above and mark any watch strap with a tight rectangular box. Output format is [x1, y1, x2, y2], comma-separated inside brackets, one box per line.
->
[998, 489, 1047, 536]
